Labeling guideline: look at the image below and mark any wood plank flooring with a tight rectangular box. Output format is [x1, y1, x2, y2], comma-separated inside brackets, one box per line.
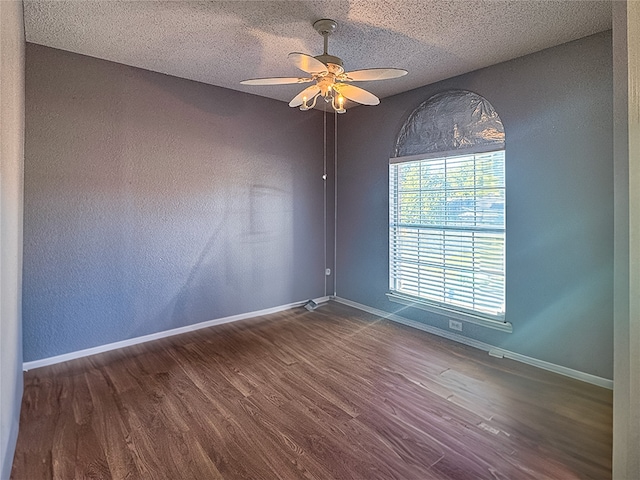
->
[11, 302, 612, 479]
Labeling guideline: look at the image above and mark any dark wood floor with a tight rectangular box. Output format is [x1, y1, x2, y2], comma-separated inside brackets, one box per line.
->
[11, 302, 612, 479]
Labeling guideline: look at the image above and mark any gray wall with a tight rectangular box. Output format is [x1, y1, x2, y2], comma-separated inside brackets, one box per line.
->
[23, 44, 327, 362]
[0, 1, 24, 478]
[337, 32, 614, 379]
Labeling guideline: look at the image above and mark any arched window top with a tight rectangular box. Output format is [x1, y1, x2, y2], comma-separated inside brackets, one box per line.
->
[393, 90, 504, 158]
[388, 89, 508, 328]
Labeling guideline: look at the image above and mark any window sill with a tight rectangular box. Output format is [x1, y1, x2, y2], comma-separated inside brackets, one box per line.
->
[386, 292, 513, 333]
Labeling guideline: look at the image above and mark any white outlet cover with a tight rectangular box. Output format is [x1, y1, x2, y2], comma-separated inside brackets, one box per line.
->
[449, 320, 463, 331]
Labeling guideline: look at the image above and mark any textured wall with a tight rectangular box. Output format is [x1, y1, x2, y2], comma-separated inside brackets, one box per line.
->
[337, 32, 614, 379]
[23, 44, 327, 362]
[0, 1, 25, 477]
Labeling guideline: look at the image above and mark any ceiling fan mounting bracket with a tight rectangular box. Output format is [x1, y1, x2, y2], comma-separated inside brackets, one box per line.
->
[313, 19, 338, 37]
[313, 19, 338, 57]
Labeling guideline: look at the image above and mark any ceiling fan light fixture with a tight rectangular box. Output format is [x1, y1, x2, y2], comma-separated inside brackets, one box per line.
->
[240, 19, 408, 114]
[299, 90, 346, 113]
[300, 93, 319, 111]
[332, 93, 346, 114]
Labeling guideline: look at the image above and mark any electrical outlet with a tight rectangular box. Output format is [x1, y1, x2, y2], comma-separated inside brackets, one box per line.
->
[325, 268, 331, 276]
[449, 319, 463, 331]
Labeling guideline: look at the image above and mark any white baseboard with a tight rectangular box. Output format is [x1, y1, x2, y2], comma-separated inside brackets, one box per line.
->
[333, 296, 613, 390]
[23, 296, 331, 371]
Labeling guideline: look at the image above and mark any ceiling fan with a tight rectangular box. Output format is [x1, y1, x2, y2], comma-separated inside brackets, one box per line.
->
[240, 19, 408, 114]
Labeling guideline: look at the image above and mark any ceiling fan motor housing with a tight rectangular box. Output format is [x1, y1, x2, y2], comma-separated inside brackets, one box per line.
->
[315, 54, 344, 69]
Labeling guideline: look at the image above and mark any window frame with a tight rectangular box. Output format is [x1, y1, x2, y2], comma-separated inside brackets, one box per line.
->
[388, 146, 511, 333]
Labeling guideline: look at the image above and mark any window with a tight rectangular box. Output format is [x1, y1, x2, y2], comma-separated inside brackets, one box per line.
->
[388, 90, 508, 328]
[389, 150, 505, 320]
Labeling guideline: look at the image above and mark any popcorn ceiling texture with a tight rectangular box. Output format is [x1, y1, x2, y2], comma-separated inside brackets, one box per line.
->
[23, 0, 612, 107]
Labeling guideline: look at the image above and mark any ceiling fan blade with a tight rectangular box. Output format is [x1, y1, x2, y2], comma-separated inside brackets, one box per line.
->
[289, 85, 321, 107]
[240, 77, 312, 85]
[344, 68, 408, 82]
[288, 52, 328, 74]
[334, 83, 380, 106]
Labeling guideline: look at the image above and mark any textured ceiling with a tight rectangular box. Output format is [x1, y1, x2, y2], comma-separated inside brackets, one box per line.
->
[23, 1, 612, 108]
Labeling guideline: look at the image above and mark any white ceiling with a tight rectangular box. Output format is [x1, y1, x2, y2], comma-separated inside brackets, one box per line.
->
[23, 1, 612, 107]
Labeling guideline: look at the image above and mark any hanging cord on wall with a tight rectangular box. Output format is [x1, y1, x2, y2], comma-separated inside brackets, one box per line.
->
[333, 109, 338, 297]
[323, 109, 328, 297]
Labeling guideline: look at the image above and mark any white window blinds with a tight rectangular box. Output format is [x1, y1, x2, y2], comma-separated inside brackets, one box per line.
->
[389, 150, 506, 320]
